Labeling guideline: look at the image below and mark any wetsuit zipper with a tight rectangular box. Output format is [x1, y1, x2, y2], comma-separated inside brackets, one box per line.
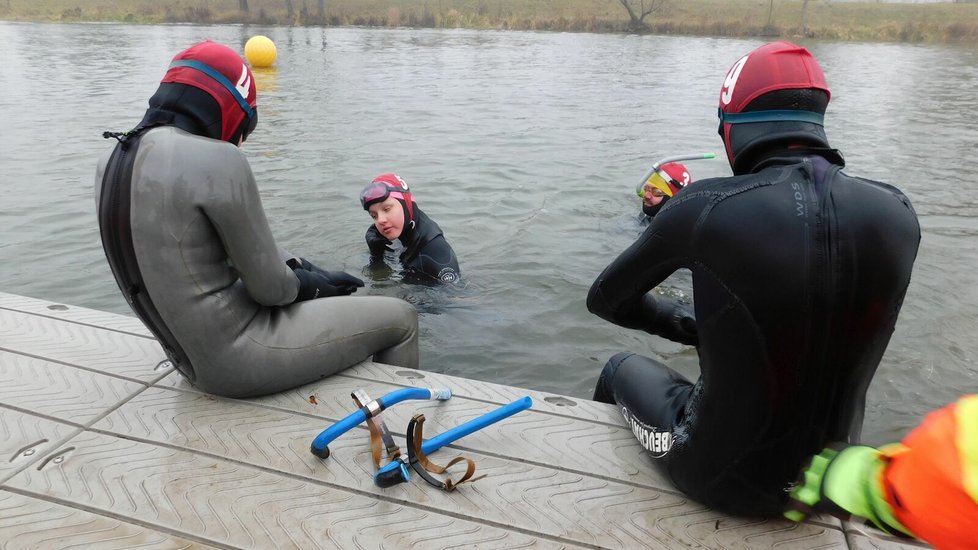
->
[98, 131, 195, 381]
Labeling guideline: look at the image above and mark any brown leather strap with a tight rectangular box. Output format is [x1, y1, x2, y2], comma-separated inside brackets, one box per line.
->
[407, 413, 485, 491]
[352, 390, 400, 470]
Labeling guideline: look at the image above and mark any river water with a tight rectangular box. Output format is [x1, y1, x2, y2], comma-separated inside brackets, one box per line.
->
[1, 21, 976, 445]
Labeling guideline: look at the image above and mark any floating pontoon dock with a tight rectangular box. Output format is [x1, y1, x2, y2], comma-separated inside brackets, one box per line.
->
[0, 292, 928, 549]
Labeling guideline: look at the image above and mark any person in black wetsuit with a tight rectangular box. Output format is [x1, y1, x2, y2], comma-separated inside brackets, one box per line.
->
[360, 173, 461, 284]
[587, 41, 920, 517]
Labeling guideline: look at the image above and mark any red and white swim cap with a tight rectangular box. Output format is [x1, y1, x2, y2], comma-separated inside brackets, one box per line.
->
[162, 41, 258, 144]
[717, 41, 832, 173]
[361, 173, 416, 223]
[718, 41, 829, 116]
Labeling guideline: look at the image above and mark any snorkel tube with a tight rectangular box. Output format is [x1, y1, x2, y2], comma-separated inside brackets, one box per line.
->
[310, 387, 452, 458]
[374, 396, 533, 488]
[635, 152, 716, 197]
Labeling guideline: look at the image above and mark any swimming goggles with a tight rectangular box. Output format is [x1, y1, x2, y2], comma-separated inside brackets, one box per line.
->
[635, 152, 716, 199]
[360, 182, 411, 210]
[637, 173, 679, 199]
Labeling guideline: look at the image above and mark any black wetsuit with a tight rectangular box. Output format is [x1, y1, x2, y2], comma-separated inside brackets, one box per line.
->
[370, 206, 460, 284]
[639, 200, 665, 226]
[588, 154, 920, 516]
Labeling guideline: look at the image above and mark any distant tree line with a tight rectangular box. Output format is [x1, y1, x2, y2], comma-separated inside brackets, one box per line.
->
[4, 0, 974, 43]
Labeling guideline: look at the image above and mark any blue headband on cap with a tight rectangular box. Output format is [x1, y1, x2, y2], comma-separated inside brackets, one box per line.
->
[169, 59, 254, 119]
[718, 109, 824, 126]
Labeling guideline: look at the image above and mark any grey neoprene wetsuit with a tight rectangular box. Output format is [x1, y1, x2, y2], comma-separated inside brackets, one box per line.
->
[96, 126, 418, 397]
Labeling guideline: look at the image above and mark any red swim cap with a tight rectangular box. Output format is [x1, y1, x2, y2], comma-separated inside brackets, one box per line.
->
[162, 41, 258, 144]
[717, 41, 831, 173]
[361, 173, 415, 223]
[658, 162, 692, 196]
[718, 41, 829, 116]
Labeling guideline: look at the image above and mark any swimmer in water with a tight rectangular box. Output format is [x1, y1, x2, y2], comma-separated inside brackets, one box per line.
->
[360, 173, 461, 285]
[637, 161, 692, 221]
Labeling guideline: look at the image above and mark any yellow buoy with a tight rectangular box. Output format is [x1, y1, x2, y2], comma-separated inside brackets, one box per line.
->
[244, 35, 277, 68]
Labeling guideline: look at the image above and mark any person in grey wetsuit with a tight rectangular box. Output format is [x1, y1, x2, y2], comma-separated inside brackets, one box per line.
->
[360, 173, 461, 285]
[96, 41, 419, 398]
[587, 42, 920, 517]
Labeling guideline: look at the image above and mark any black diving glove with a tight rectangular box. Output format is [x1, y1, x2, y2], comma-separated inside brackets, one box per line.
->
[294, 269, 361, 301]
[365, 225, 394, 256]
[322, 270, 364, 293]
[640, 294, 698, 346]
[289, 258, 364, 300]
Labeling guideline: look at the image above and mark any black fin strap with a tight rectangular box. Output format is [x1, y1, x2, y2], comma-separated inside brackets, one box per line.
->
[406, 414, 484, 491]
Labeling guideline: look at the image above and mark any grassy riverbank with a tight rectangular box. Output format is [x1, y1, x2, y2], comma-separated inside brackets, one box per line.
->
[2, 0, 977, 44]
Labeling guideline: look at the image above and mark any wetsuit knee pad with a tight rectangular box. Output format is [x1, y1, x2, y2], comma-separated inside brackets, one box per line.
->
[593, 352, 634, 403]
[600, 353, 694, 432]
